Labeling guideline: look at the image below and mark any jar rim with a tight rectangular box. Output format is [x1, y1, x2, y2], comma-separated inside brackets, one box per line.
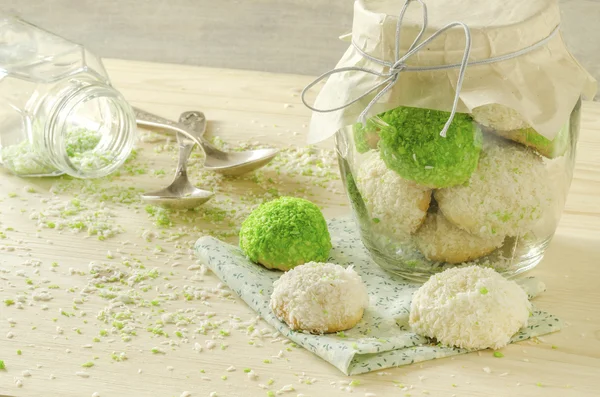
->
[45, 81, 136, 179]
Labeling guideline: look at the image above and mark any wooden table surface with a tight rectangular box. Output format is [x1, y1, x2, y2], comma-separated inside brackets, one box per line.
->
[0, 59, 599, 397]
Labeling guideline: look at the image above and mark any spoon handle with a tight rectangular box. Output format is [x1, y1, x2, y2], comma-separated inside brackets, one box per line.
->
[133, 106, 203, 147]
[133, 107, 180, 129]
[175, 131, 195, 178]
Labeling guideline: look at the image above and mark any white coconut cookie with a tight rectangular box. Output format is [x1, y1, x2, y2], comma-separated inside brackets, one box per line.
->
[415, 210, 504, 264]
[355, 152, 431, 238]
[471, 104, 530, 132]
[409, 266, 531, 350]
[270, 262, 369, 334]
[472, 104, 569, 159]
[435, 136, 551, 238]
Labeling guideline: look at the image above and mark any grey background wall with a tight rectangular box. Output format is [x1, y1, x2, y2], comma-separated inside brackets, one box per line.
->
[4, 0, 599, 95]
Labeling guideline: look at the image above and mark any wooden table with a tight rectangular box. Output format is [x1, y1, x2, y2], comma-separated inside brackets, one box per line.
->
[0, 59, 599, 397]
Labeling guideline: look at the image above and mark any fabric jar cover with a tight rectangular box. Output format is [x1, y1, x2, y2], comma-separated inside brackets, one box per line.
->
[307, 0, 597, 143]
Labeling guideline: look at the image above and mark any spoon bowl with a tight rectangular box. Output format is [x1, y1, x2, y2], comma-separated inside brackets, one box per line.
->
[135, 107, 279, 175]
[201, 145, 279, 176]
[142, 185, 213, 210]
[141, 112, 214, 210]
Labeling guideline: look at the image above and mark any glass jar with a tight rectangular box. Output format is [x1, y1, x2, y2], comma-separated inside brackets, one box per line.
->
[336, 100, 581, 281]
[0, 17, 136, 178]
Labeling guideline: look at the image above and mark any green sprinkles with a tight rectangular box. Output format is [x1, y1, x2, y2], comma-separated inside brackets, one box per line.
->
[493, 351, 504, 358]
[16, 350, 22, 356]
[377, 106, 482, 187]
[480, 287, 489, 295]
[0, 360, 4, 370]
[81, 362, 94, 368]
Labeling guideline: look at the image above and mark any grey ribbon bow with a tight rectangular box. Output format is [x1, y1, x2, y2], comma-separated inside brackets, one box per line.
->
[301, 0, 560, 138]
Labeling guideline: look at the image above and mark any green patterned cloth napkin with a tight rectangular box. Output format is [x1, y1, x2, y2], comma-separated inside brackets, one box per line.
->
[195, 216, 562, 375]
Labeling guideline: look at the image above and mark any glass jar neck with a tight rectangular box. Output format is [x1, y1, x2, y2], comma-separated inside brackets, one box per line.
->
[42, 77, 135, 178]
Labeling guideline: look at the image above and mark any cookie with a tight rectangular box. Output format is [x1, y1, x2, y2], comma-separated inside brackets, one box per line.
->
[435, 136, 551, 238]
[377, 106, 482, 188]
[239, 197, 331, 271]
[415, 210, 504, 264]
[410, 266, 531, 350]
[270, 262, 369, 334]
[352, 119, 381, 153]
[355, 151, 431, 238]
[472, 104, 569, 159]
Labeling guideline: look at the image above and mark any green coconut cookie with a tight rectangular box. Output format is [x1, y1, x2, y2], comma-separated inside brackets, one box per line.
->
[376, 106, 482, 188]
[488, 123, 569, 159]
[352, 120, 381, 153]
[239, 196, 332, 271]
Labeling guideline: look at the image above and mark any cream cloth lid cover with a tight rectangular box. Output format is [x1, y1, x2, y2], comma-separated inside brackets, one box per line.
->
[307, 0, 597, 143]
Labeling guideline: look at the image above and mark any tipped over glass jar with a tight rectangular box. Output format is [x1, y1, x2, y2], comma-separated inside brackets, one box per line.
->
[304, 0, 597, 281]
[0, 17, 136, 178]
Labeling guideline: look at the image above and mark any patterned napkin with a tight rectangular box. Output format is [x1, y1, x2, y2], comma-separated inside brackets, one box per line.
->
[195, 216, 562, 375]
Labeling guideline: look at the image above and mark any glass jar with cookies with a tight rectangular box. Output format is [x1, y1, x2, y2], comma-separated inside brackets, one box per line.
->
[303, 0, 596, 281]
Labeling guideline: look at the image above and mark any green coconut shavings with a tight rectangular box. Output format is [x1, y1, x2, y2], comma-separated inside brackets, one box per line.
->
[376, 106, 482, 187]
[0, 140, 58, 176]
[145, 205, 173, 227]
[239, 196, 332, 271]
[1, 127, 106, 176]
[65, 128, 102, 157]
[64, 127, 112, 173]
[353, 119, 381, 153]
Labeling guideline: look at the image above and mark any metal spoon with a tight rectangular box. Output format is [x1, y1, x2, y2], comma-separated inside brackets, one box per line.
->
[141, 114, 214, 209]
[134, 107, 279, 176]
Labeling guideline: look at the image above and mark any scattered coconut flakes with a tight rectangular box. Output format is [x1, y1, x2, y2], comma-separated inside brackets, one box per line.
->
[276, 384, 295, 394]
[483, 367, 492, 374]
[76, 371, 90, 378]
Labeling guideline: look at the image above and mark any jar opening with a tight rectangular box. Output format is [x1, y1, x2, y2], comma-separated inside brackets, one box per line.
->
[48, 83, 136, 178]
